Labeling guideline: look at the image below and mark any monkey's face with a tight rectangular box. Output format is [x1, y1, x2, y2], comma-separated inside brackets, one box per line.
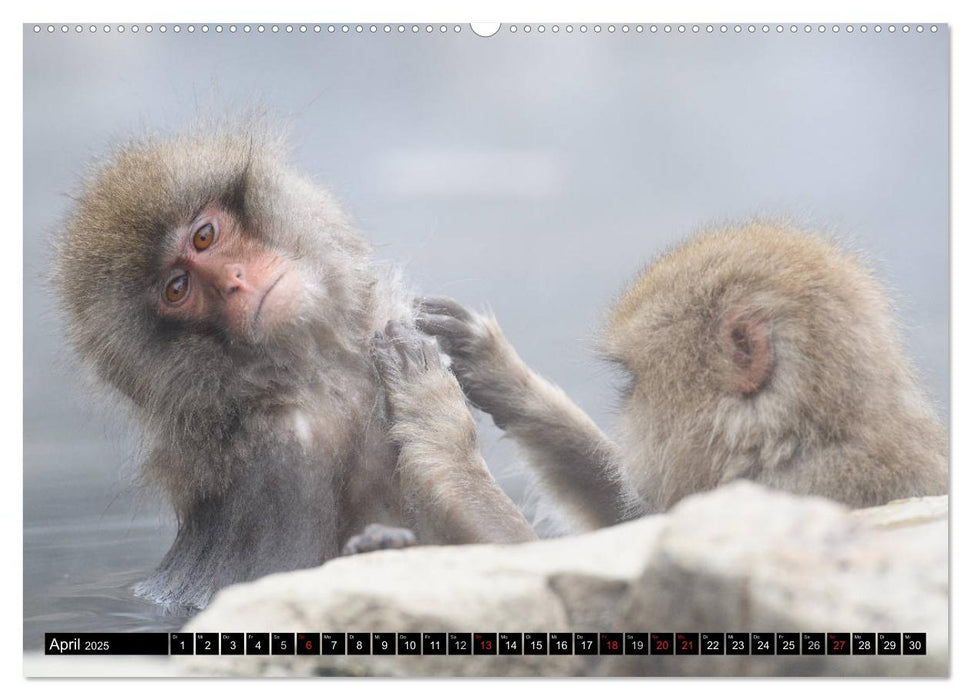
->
[155, 205, 305, 341]
[56, 130, 371, 414]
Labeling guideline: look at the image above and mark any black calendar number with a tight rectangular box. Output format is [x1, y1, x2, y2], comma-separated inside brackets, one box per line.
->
[751, 633, 774, 655]
[802, 633, 825, 655]
[398, 633, 421, 655]
[347, 633, 371, 655]
[473, 633, 497, 655]
[246, 633, 269, 655]
[549, 633, 573, 655]
[676, 633, 699, 655]
[852, 633, 875, 655]
[448, 633, 471, 655]
[221, 633, 244, 655]
[371, 633, 395, 655]
[827, 633, 850, 655]
[371, 633, 394, 655]
[651, 633, 674, 655]
[574, 633, 598, 655]
[524, 633, 548, 655]
[599, 633, 623, 655]
[169, 633, 193, 655]
[625, 633, 650, 655]
[903, 633, 926, 656]
[297, 633, 321, 655]
[700, 633, 725, 655]
[320, 633, 345, 655]
[271, 633, 294, 655]
[474, 633, 498, 655]
[776, 633, 799, 656]
[878, 633, 901, 655]
[726, 633, 750, 655]
[195, 632, 219, 656]
[498, 633, 522, 655]
[499, 633, 522, 655]
[423, 633, 446, 655]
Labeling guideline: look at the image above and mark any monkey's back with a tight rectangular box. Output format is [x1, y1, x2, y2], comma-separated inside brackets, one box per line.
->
[607, 221, 946, 510]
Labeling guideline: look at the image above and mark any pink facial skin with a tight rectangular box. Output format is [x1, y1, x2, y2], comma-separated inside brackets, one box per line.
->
[156, 207, 304, 338]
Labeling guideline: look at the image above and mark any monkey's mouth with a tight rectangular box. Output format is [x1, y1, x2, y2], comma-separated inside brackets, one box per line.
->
[253, 272, 287, 326]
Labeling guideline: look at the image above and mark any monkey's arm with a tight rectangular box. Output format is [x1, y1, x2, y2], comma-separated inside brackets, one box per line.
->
[417, 298, 640, 531]
[372, 322, 537, 545]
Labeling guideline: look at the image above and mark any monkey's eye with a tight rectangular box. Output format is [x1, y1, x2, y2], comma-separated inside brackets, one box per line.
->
[192, 223, 216, 251]
[164, 274, 189, 304]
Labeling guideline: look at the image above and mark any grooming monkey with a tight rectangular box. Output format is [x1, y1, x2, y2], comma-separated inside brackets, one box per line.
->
[54, 127, 534, 609]
[414, 222, 947, 528]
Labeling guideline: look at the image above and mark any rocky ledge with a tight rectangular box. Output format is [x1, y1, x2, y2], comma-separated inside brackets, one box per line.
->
[180, 481, 948, 676]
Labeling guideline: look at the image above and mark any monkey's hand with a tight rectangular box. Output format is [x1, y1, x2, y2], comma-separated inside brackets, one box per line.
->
[371, 319, 448, 417]
[415, 297, 533, 430]
[417, 298, 636, 531]
[370, 320, 536, 545]
[341, 523, 418, 556]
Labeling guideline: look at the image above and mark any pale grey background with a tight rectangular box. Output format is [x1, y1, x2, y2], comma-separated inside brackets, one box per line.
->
[23, 25, 949, 648]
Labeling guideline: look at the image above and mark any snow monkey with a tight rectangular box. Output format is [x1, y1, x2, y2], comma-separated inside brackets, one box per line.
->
[53, 125, 535, 609]
[414, 222, 947, 529]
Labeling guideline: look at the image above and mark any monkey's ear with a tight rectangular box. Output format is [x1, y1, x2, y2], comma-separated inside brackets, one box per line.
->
[721, 311, 773, 395]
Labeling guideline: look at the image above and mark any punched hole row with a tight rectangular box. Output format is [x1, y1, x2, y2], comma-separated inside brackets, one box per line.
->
[31, 24, 941, 35]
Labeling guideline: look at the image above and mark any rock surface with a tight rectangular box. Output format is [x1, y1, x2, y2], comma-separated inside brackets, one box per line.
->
[180, 482, 948, 677]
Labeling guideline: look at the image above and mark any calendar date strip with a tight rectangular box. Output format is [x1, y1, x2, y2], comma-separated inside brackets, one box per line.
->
[44, 632, 926, 656]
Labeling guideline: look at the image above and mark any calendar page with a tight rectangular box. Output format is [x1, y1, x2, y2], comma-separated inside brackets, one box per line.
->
[23, 20, 948, 677]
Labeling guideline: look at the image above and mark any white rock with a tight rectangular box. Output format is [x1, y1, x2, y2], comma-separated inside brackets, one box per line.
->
[180, 481, 947, 677]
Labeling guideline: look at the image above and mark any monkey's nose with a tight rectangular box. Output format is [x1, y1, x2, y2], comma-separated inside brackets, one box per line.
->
[220, 264, 247, 295]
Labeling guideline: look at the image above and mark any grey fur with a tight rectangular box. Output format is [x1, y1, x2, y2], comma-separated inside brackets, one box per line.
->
[371, 321, 537, 545]
[52, 124, 530, 609]
[418, 222, 948, 528]
[416, 299, 640, 530]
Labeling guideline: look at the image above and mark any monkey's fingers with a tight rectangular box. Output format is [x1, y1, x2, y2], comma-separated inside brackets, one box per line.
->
[416, 296, 475, 323]
[341, 524, 418, 556]
[370, 331, 404, 385]
[420, 336, 445, 370]
[415, 312, 470, 338]
[415, 313, 476, 354]
[384, 320, 427, 373]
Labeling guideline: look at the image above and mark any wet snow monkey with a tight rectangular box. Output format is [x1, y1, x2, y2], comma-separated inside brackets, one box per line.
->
[54, 124, 534, 609]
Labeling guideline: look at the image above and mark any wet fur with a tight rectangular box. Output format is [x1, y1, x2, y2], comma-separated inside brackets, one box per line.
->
[54, 123, 424, 608]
